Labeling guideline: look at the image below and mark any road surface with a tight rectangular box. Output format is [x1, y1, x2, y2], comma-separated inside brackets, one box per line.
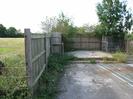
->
[57, 63, 133, 99]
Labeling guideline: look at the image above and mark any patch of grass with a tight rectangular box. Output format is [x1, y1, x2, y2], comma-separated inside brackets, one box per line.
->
[112, 52, 127, 63]
[90, 59, 96, 64]
[102, 57, 109, 63]
[0, 48, 14, 54]
[0, 38, 24, 56]
[34, 54, 75, 99]
[0, 38, 30, 99]
[102, 57, 114, 63]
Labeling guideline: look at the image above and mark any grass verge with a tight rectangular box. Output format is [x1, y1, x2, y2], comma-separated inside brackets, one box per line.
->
[112, 52, 127, 63]
[34, 54, 75, 99]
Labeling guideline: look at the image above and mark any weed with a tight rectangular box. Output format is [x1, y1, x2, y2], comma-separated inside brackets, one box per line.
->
[34, 54, 74, 99]
[112, 52, 127, 63]
[90, 59, 96, 64]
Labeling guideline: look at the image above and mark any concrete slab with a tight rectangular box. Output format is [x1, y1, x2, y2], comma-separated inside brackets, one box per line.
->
[127, 64, 133, 67]
[67, 51, 112, 59]
[99, 64, 133, 85]
[57, 63, 133, 99]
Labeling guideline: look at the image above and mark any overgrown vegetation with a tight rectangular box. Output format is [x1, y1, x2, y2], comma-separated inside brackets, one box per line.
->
[34, 54, 75, 99]
[112, 52, 127, 63]
[0, 38, 30, 99]
[42, 0, 133, 39]
[89, 59, 97, 64]
[42, 12, 77, 37]
[41, 12, 104, 37]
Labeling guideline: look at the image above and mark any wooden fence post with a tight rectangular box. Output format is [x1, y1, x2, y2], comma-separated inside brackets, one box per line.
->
[24, 29, 33, 91]
[45, 33, 47, 64]
[126, 40, 129, 54]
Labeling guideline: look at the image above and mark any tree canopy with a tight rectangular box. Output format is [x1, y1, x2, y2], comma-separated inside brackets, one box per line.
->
[0, 24, 7, 37]
[0, 24, 23, 37]
[7, 27, 17, 37]
[97, 0, 133, 40]
[41, 12, 78, 36]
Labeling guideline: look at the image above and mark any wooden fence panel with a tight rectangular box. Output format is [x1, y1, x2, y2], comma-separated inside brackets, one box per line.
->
[25, 30, 64, 94]
[126, 40, 133, 63]
[46, 34, 51, 63]
[126, 40, 133, 55]
[51, 32, 64, 54]
[25, 29, 47, 91]
[63, 35, 101, 51]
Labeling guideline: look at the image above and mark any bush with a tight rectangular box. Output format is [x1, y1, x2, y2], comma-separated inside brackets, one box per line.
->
[112, 52, 127, 63]
[34, 54, 75, 99]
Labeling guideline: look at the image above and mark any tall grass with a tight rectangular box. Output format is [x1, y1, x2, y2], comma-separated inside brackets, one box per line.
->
[112, 52, 127, 63]
[0, 38, 31, 98]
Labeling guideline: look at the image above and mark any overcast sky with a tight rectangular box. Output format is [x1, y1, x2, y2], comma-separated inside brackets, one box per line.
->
[0, 0, 133, 33]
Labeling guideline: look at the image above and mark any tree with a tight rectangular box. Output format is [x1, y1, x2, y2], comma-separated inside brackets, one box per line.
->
[41, 16, 57, 33]
[94, 24, 105, 37]
[97, 0, 133, 40]
[82, 24, 96, 33]
[76, 26, 85, 33]
[52, 12, 76, 35]
[41, 12, 77, 36]
[0, 24, 7, 37]
[0, 25, 23, 37]
[7, 27, 17, 37]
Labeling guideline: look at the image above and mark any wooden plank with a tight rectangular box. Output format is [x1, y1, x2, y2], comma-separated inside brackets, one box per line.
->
[31, 34, 45, 39]
[32, 50, 46, 63]
[24, 29, 33, 88]
[31, 64, 46, 87]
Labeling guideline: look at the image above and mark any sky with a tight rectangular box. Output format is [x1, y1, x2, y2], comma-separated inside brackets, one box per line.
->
[0, 0, 133, 33]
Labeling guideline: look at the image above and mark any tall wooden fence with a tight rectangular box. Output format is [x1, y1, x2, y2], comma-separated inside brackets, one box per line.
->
[126, 40, 133, 55]
[126, 40, 133, 63]
[63, 35, 101, 51]
[63, 35, 127, 52]
[25, 29, 49, 92]
[102, 37, 126, 52]
[25, 30, 63, 93]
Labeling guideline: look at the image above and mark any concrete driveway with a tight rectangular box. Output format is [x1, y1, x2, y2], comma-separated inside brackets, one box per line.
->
[67, 51, 112, 59]
[57, 63, 133, 99]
